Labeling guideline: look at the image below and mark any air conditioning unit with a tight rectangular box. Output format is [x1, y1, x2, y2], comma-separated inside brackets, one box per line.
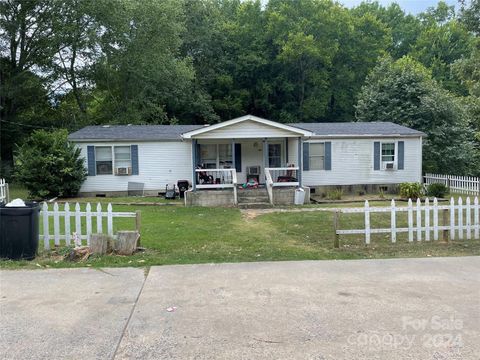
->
[247, 166, 261, 175]
[115, 167, 131, 175]
[384, 162, 395, 170]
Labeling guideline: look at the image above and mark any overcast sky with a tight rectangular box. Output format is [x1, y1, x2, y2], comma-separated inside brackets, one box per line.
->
[339, 0, 458, 14]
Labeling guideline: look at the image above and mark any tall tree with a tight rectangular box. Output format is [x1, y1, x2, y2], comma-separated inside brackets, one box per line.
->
[356, 56, 478, 175]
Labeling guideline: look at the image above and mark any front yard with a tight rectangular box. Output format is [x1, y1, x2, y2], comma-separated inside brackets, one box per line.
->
[1, 195, 479, 269]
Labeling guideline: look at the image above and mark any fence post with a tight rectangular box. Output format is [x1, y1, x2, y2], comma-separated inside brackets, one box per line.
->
[442, 209, 449, 242]
[6, 182, 9, 203]
[107, 203, 113, 236]
[86, 203, 92, 246]
[433, 198, 439, 241]
[391, 199, 396, 243]
[425, 198, 430, 241]
[75, 202, 82, 245]
[408, 199, 413, 242]
[65, 202, 71, 246]
[332, 210, 340, 248]
[42, 202, 50, 250]
[416, 198, 422, 241]
[474, 197, 479, 240]
[135, 210, 142, 247]
[96, 203, 103, 233]
[53, 202, 60, 246]
[466, 197, 471, 240]
[458, 197, 463, 240]
[450, 197, 455, 241]
[364, 200, 370, 245]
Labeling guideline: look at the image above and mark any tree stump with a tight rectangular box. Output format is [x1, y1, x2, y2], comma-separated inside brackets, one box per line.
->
[90, 234, 111, 255]
[114, 231, 140, 255]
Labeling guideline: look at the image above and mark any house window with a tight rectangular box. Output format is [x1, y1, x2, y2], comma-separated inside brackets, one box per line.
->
[309, 143, 325, 170]
[199, 144, 232, 169]
[218, 144, 232, 168]
[95, 147, 113, 175]
[381, 143, 395, 164]
[268, 144, 282, 168]
[114, 146, 132, 173]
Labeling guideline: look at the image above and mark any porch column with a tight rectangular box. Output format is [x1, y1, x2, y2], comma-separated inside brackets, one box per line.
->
[192, 139, 197, 191]
[297, 137, 303, 187]
[231, 138, 235, 171]
[262, 138, 268, 170]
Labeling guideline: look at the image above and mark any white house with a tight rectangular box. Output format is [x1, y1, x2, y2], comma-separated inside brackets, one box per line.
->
[68, 115, 425, 206]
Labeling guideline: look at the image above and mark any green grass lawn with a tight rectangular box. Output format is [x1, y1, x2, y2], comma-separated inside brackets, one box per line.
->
[1, 199, 478, 269]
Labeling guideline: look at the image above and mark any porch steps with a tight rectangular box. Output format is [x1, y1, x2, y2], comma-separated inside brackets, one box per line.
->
[237, 188, 272, 208]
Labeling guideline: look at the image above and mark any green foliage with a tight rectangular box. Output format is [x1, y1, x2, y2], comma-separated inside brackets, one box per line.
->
[399, 182, 423, 200]
[356, 56, 478, 176]
[326, 188, 343, 200]
[14, 130, 87, 199]
[426, 183, 449, 198]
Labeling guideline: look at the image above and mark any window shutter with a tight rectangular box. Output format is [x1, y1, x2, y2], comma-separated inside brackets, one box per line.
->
[325, 142, 332, 170]
[195, 142, 201, 166]
[374, 142, 380, 171]
[397, 141, 404, 170]
[303, 142, 310, 171]
[131, 145, 139, 175]
[235, 143, 242, 172]
[87, 146, 96, 176]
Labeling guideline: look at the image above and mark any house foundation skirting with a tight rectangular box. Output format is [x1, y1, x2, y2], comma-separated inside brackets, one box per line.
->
[309, 184, 399, 197]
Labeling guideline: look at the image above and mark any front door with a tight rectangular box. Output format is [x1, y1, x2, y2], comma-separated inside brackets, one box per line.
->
[268, 143, 282, 168]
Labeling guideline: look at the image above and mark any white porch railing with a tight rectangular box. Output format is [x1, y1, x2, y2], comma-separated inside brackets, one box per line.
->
[0, 178, 9, 203]
[195, 168, 238, 205]
[265, 167, 299, 187]
[424, 173, 479, 195]
[264, 167, 300, 205]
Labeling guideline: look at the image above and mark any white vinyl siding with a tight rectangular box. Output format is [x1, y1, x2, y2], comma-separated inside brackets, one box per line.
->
[193, 120, 303, 139]
[77, 141, 192, 192]
[303, 137, 422, 186]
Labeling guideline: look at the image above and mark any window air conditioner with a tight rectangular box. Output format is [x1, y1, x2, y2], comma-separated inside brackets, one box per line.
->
[247, 166, 260, 175]
[384, 162, 395, 170]
[116, 167, 131, 175]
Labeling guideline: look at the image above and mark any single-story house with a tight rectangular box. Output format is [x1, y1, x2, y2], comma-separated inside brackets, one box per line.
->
[68, 115, 425, 206]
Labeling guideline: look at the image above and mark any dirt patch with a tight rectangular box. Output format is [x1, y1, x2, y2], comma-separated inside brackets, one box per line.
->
[241, 207, 338, 220]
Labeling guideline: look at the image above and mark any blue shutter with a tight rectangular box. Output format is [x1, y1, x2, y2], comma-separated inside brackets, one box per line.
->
[325, 142, 332, 170]
[374, 142, 381, 171]
[235, 143, 242, 172]
[87, 146, 96, 176]
[397, 141, 404, 170]
[303, 142, 310, 171]
[131, 145, 139, 175]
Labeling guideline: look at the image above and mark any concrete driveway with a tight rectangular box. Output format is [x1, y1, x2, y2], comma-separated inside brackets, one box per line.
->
[1, 257, 479, 359]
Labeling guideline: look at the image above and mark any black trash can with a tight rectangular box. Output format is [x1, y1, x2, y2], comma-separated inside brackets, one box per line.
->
[177, 180, 189, 199]
[0, 201, 40, 260]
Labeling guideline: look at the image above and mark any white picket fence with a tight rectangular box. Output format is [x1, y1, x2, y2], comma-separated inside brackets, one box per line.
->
[0, 178, 8, 203]
[424, 173, 480, 195]
[40, 202, 139, 250]
[334, 197, 480, 246]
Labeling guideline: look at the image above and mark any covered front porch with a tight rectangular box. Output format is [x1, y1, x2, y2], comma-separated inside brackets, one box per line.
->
[181, 115, 312, 206]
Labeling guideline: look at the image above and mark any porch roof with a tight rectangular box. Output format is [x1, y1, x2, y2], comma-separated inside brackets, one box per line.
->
[181, 115, 313, 139]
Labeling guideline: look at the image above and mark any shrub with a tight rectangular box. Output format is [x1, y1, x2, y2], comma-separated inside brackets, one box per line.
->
[326, 188, 343, 200]
[14, 129, 86, 199]
[399, 182, 423, 200]
[426, 183, 449, 198]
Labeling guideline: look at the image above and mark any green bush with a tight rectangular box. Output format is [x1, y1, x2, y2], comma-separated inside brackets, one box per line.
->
[326, 188, 343, 200]
[399, 182, 423, 200]
[14, 129, 86, 199]
[426, 183, 449, 198]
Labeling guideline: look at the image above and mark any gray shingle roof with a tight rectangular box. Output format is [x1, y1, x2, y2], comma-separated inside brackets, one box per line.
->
[68, 124, 205, 140]
[291, 122, 425, 136]
[68, 121, 425, 141]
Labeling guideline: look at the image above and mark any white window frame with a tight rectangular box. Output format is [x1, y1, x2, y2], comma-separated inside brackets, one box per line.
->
[381, 141, 396, 170]
[199, 143, 233, 169]
[94, 145, 133, 175]
[309, 142, 325, 170]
